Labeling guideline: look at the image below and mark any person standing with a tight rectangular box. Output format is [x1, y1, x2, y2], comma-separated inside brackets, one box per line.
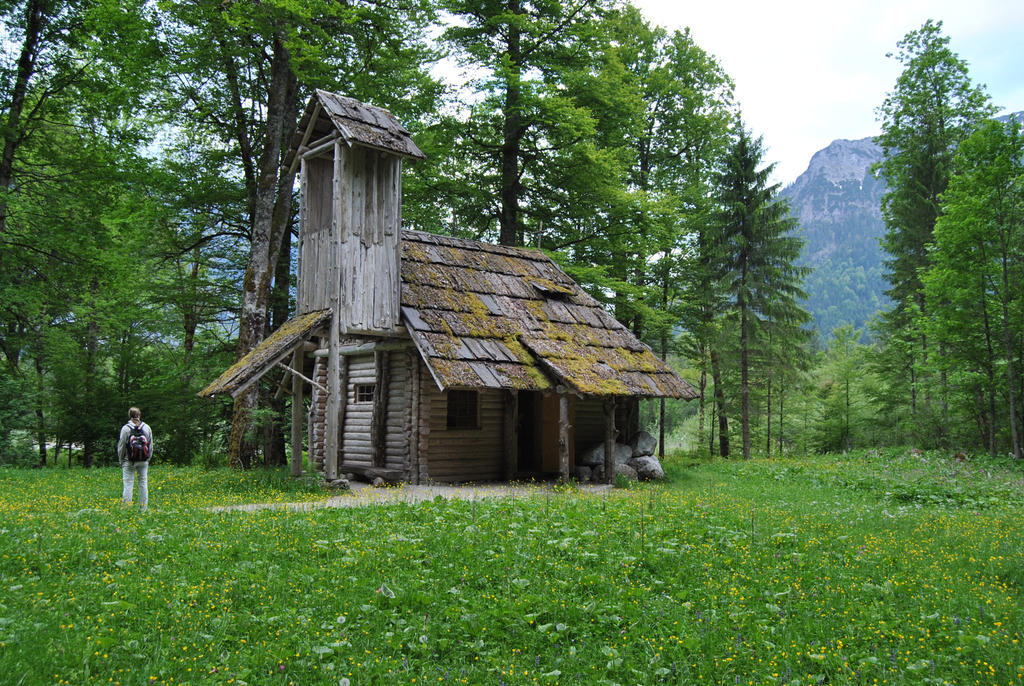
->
[117, 407, 154, 511]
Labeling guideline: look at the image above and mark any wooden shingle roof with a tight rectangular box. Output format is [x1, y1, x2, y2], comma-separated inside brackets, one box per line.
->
[400, 231, 697, 399]
[197, 309, 332, 399]
[285, 90, 425, 172]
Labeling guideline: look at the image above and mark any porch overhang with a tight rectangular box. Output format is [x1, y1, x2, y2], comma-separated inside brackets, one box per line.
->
[198, 309, 333, 399]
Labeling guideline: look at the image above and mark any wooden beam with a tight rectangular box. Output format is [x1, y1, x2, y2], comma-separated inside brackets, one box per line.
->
[503, 390, 518, 480]
[290, 348, 304, 477]
[311, 340, 414, 357]
[287, 101, 322, 176]
[228, 349, 294, 399]
[558, 393, 570, 480]
[325, 320, 341, 481]
[603, 397, 616, 485]
[275, 361, 328, 394]
[273, 367, 291, 400]
[301, 135, 341, 162]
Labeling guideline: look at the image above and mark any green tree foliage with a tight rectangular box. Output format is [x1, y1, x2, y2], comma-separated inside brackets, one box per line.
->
[438, 0, 608, 247]
[923, 119, 1024, 459]
[814, 326, 868, 452]
[873, 19, 994, 443]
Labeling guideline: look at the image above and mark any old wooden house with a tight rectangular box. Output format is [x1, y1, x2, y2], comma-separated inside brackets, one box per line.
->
[200, 90, 697, 484]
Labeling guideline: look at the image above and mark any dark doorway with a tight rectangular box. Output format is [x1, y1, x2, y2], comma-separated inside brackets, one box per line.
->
[516, 391, 574, 478]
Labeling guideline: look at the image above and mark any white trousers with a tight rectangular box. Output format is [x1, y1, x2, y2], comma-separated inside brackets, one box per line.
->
[121, 461, 149, 510]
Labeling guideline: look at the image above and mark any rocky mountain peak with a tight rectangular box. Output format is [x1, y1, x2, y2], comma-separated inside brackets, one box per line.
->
[802, 137, 881, 186]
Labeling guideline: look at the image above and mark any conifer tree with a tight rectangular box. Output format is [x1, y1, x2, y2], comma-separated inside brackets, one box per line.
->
[874, 19, 993, 439]
[714, 125, 810, 459]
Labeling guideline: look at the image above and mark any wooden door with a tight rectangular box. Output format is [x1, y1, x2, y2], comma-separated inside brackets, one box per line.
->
[538, 394, 574, 475]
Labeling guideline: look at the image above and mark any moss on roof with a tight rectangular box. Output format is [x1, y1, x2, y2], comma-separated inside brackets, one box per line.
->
[198, 309, 332, 398]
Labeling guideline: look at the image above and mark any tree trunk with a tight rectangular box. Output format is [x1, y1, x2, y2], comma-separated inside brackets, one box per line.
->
[698, 364, 707, 454]
[227, 34, 298, 469]
[658, 332, 667, 458]
[765, 376, 771, 458]
[711, 348, 729, 457]
[739, 293, 751, 460]
[999, 230, 1022, 460]
[35, 356, 46, 467]
[0, 0, 45, 235]
[262, 226, 293, 467]
[182, 251, 200, 379]
[778, 388, 784, 455]
[499, 0, 523, 247]
[979, 269, 997, 457]
[83, 280, 99, 468]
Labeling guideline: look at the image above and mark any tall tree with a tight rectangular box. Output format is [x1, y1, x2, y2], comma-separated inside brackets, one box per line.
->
[924, 119, 1023, 459]
[714, 125, 809, 459]
[441, 0, 608, 247]
[874, 19, 993, 438]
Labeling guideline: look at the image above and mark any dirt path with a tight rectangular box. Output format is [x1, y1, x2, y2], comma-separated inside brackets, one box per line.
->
[210, 480, 614, 513]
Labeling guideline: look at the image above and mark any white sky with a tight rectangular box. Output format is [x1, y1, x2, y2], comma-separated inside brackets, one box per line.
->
[632, 0, 1024, 184]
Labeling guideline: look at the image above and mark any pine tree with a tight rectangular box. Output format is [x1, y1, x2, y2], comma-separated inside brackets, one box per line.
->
[714, 125, 810, 459]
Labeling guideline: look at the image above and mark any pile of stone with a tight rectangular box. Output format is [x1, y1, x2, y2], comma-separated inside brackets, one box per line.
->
[574, 431, 665, 483]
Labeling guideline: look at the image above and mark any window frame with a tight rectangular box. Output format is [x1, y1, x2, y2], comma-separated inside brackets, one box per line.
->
[354, 383, 375, 404]
[446, 390, 481, 430]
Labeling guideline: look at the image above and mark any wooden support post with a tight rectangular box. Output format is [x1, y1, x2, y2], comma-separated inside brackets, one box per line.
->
[603, 397, 617, 484]
[290, 348, 304, 477]
[503, 390, 518, 480]
[371, 351, 390, 468]
[558, 393, 570, 481]
[323, 138, 345, 482]
[416, 360, 430, 484]
[409, 352, 421, 484]
[324, 316, 341, 481]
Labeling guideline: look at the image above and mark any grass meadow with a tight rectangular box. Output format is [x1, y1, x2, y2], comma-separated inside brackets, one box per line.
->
[1, 450, 1022, 686]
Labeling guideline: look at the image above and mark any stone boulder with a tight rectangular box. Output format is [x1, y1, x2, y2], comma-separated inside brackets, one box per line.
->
[573, 465, 593, 483]
[579, 442, 633, 467]
[327, 478, 351, 491]
[614, 463, 638, 482]
[630, 431, 658, 457]
[578, 444, 603, 467]
[627, 455, 665, 481]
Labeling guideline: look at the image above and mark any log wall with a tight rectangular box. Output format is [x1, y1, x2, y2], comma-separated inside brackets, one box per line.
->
[309, 352, 328, 473]
[338, 351, 411, 476]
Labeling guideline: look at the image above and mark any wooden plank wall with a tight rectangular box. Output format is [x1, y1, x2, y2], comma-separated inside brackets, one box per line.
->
[337, 148, 402, 334]
[420, 379, 506, 482]
[338, 352, 411, 475]
[298, 156, 335, 313]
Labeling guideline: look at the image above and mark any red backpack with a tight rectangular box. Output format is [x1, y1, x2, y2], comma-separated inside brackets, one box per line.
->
[127, 423, 150, 462]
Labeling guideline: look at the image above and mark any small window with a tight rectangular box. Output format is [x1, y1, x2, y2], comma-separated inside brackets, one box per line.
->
[355, 384, 375, 403]
[446, 390, 480, 430]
